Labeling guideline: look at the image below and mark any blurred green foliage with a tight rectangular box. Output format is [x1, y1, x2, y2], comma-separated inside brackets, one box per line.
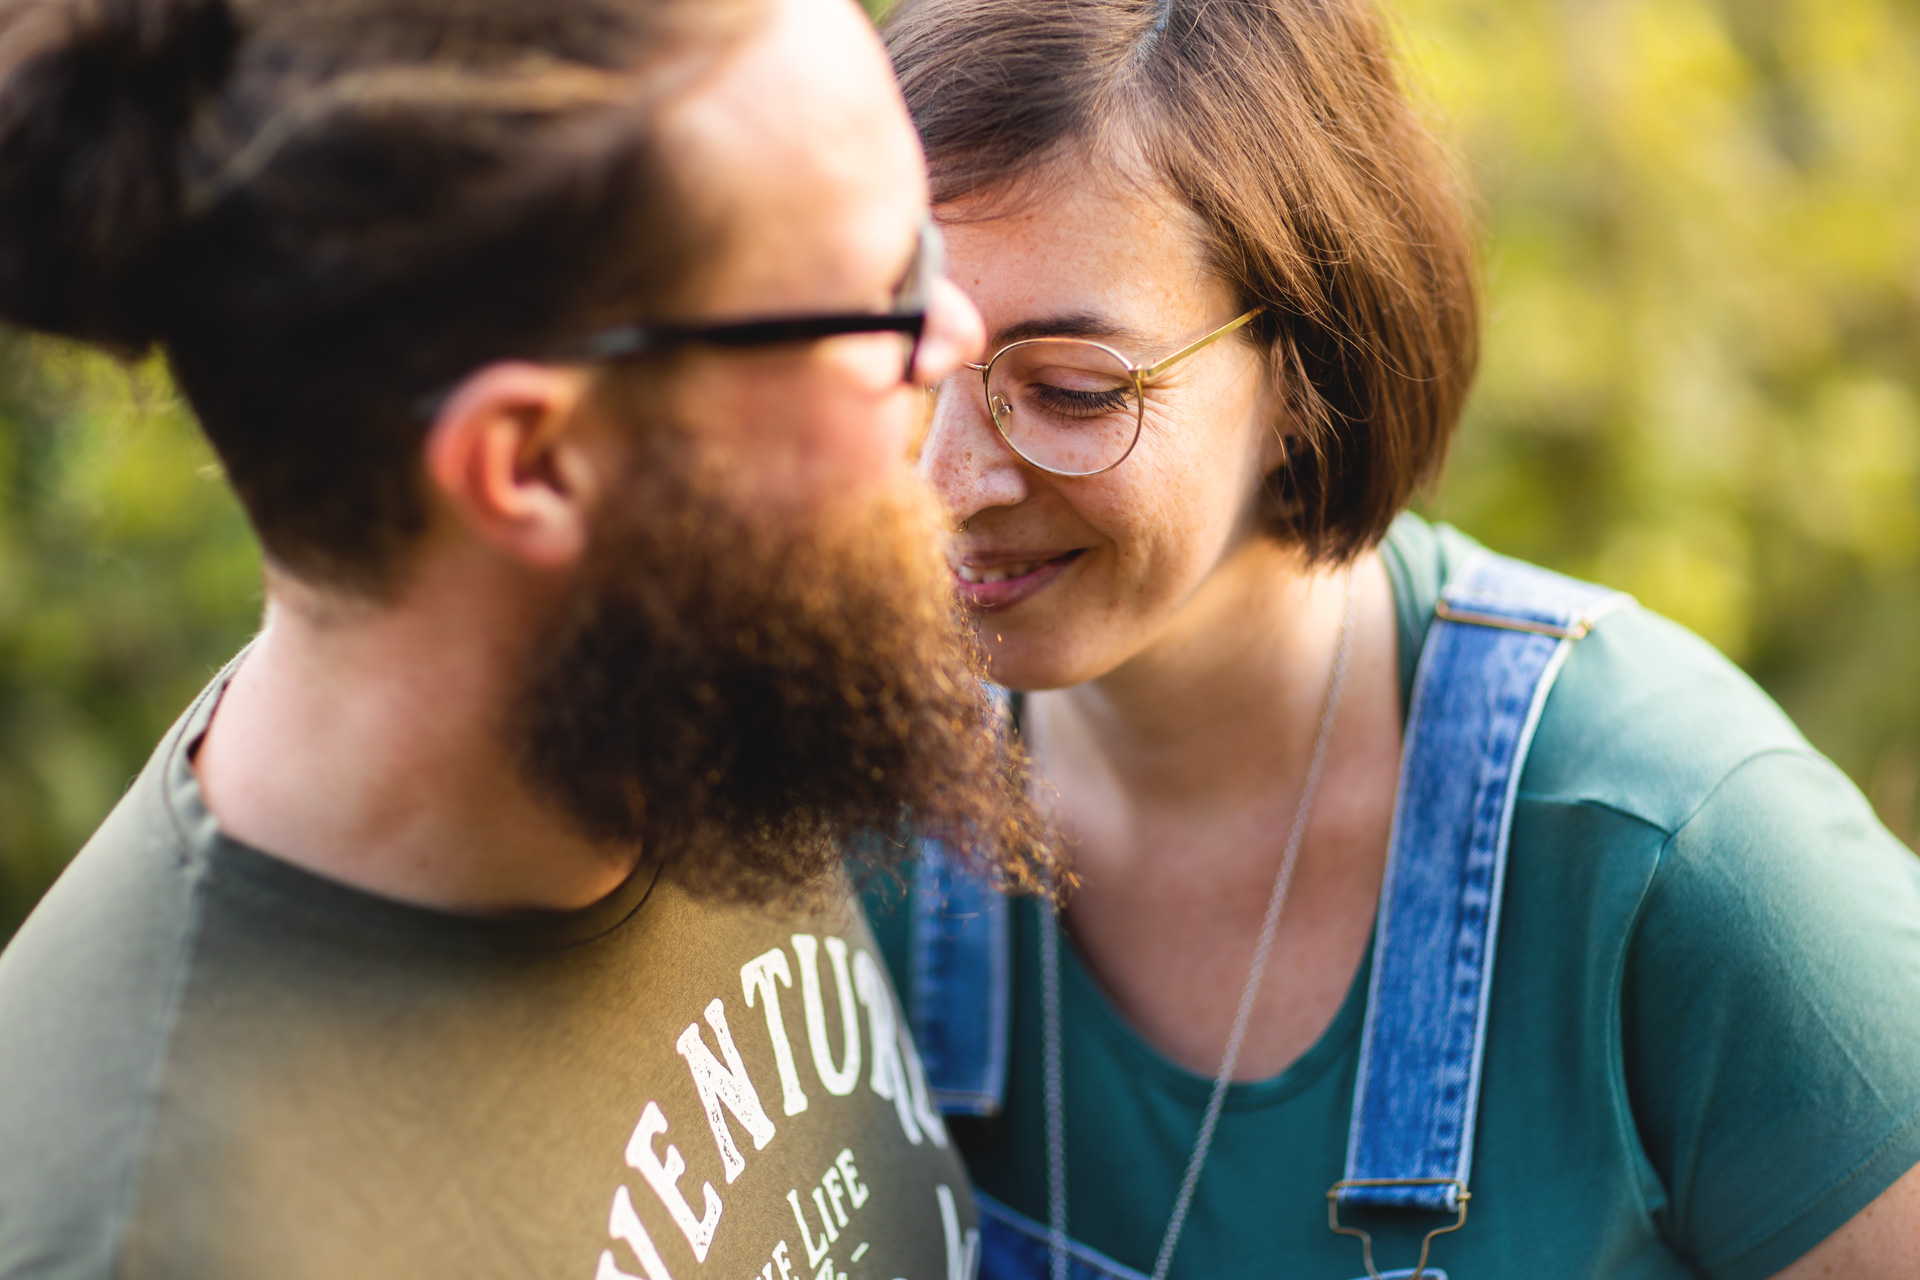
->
[3, 0, 1916, 940]
[0, 340, 261, 937]
[1396, 0, 1920, 845]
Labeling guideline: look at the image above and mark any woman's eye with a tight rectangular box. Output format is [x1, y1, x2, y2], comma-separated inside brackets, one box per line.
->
[1029, 383, 1135, 419]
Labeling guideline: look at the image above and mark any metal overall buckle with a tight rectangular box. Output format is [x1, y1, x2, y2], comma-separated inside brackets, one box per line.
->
[1325, 1178, 1470, 1280]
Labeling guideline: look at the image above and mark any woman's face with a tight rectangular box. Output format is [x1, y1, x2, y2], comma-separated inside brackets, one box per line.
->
[926, 170, 1285, 691]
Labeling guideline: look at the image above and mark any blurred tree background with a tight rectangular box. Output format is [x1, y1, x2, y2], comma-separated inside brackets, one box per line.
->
[1394, 0, 1920, 845]
[0, 344, 261, 939]
[3, 0, 1917, 941]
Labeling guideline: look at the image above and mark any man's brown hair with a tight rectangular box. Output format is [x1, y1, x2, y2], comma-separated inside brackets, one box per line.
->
[0, 0, 760, 592]
[886, 0, 1479, 562]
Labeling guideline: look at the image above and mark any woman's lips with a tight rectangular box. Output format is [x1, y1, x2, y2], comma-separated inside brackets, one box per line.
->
[952, 549, 1086, 611]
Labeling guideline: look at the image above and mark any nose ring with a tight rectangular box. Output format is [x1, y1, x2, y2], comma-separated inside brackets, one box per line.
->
[955, 518, 970, 533]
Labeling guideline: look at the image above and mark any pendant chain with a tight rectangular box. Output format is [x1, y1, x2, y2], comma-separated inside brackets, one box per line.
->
[1040, 568, 1358, 1280]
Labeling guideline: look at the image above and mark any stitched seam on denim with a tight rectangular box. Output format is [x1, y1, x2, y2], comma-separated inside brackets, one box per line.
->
[977, 1191, 1153, 1280]
[1344, 574, 1452, 1177]
[1395, 625, 1559, 1200]
[1453, 632, 1573, 1189]
[983, 884, 1010, 1108]
[913, 842, 1011, 1111]
[1350, 547, 1489, 1184]
[1440, 547, 1623, 621]
[1352, 592, 1544, 1200]
[930, 1090, 997, 1114]
[1428, 633, 1542, 1180]
[909, 848, 948, 1079]
[1352, 548, 1612, 1207]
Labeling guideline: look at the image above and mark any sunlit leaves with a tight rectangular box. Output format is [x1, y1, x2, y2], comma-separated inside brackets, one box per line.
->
[1399, 0, 1920, 842]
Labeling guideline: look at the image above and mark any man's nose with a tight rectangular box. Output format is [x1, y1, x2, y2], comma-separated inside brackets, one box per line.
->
[911, 277, 986, 387]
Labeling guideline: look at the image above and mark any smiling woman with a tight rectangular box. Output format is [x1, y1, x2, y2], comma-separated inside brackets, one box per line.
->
[900, 0, 1477, 570]
[863, 1, 1920, 1279]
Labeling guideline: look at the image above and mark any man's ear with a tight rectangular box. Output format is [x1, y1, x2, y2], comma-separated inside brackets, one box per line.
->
[422, 363, 604, 571]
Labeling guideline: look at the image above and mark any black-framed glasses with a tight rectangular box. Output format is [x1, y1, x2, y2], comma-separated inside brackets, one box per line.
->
[954, 309, 1262, 477]
[555, 217, 944, 384]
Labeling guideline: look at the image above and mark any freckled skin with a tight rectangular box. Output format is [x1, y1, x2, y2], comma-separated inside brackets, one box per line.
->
[926, 176, 1281, 692]
[923, 163, 1404, 1083]
[924, 162, 1920, 1280]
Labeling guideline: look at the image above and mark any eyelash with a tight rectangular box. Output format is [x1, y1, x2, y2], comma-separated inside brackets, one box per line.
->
[1031, 384, 1135, 418]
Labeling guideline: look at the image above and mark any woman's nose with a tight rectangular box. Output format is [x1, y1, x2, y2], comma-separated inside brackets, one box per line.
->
[918, 360, 1032, 522]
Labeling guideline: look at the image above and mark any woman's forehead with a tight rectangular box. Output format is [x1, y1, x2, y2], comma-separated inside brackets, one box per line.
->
[937, 173, 1232, 344]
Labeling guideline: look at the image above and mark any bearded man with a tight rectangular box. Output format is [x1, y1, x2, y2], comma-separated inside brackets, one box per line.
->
[0, 0, 1039, 1275]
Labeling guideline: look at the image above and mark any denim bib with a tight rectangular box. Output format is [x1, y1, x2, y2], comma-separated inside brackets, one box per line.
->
[909, 551, 1627, 1280]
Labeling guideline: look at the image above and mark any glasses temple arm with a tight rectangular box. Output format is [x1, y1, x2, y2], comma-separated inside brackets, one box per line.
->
[1136, 308, 1262, 381]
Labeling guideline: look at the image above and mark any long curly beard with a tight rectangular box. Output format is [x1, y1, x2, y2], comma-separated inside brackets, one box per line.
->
[507, 417, 1052, 905]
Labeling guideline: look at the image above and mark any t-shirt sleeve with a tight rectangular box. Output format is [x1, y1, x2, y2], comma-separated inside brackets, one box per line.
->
[1622, 748, 1920, 1280]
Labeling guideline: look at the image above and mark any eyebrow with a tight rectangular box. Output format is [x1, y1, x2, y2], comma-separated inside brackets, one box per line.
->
[991, 312, 1156, 350]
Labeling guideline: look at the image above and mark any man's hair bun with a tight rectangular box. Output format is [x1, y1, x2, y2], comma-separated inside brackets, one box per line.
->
[0, 0, 238, 348]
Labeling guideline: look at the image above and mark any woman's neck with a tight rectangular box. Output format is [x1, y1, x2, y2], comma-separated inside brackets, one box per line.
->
[1021, 536, 1405, 1078]
[1031, 537, 1386, 812]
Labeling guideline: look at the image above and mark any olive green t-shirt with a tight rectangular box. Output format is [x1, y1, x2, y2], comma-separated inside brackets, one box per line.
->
[870, 514, 1920, 1280]
[0, 671, 978, 1280]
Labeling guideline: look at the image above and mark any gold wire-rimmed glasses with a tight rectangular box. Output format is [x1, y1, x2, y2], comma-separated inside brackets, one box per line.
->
[956, 308, 1262, 477]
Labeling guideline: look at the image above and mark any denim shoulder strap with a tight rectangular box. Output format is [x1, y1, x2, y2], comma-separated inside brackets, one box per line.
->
[1337, 551, 1628, 1226]
[909, 838, 1011, 1116]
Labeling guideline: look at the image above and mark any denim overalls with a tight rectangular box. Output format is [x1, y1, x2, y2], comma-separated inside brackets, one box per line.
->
[907, 551, 1627, 1280]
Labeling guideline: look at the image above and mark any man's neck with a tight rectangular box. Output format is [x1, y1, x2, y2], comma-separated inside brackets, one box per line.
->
[192, 574, 637, 916]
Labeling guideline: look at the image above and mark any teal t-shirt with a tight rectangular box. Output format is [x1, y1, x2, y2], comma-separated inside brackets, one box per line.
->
[867, 514, 1920, 1280]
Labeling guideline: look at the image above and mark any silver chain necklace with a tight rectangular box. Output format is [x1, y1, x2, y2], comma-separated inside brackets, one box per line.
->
[1039, 569, 1357, 1280]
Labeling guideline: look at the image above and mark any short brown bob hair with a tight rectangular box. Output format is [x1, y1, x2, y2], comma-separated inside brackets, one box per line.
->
[886, 0, 1479, 563]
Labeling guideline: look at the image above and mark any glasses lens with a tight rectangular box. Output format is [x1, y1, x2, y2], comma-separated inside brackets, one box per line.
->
[985, 339, 1141, 476]
[892, 222, 942, 385]
[813, 330, 918, 393]
[893, 220, 944, 315]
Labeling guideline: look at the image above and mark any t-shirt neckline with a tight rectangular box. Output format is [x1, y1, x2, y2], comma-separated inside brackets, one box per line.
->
[163, 653, 661, 953]
[1045, 892, 1376, 1108]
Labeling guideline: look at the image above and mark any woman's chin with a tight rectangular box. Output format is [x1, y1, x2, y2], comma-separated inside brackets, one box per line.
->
[980, 634, 1113, 695]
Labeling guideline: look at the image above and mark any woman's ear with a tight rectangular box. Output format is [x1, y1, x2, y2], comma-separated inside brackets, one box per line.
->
[1257, 337, 1297, 476]
[1260, 418, 1294, 476]
[422, 363, 602, 571]
[1256, 337, 1314, 526]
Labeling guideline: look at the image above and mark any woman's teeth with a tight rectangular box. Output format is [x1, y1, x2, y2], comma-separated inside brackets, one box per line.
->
[956, 559, 1043, 584]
